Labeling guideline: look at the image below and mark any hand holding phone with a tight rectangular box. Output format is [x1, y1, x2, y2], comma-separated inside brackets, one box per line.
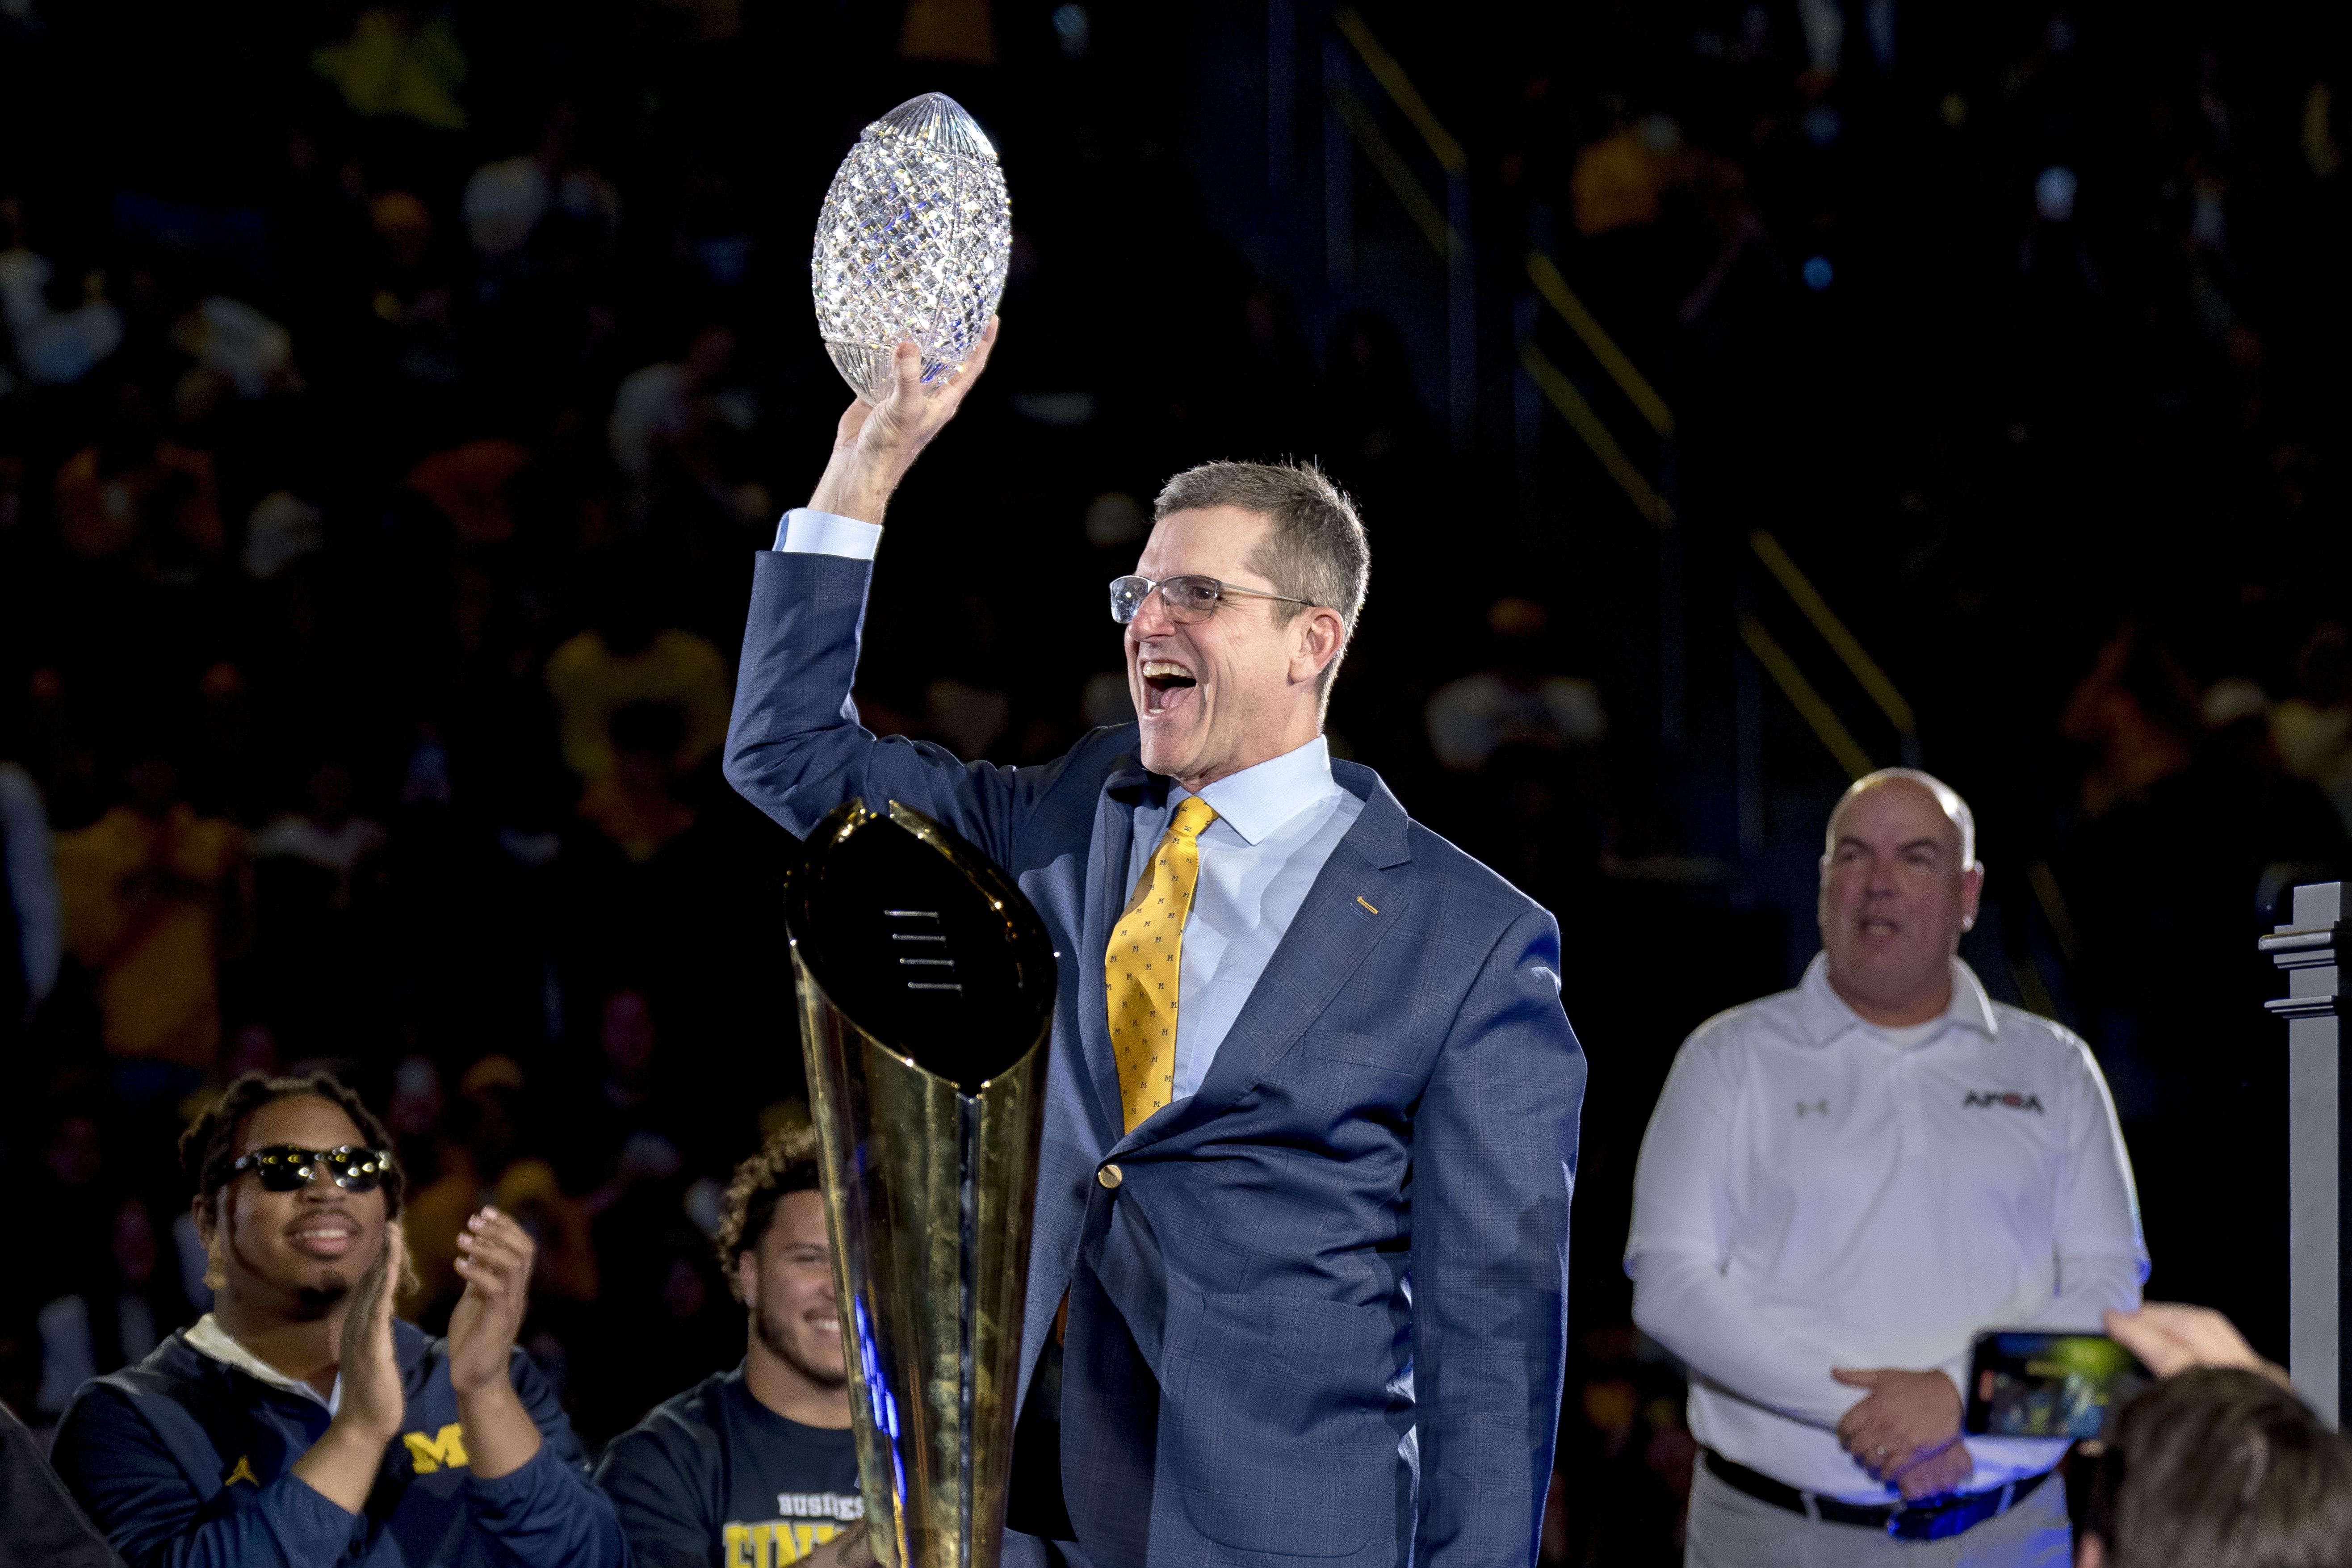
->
[1963, 1331, 2149, 1439]
[2103, 1304, 2290, 1388]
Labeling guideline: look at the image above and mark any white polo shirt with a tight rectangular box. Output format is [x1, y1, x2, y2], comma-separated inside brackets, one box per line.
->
[1625, 954, 2147, 1502]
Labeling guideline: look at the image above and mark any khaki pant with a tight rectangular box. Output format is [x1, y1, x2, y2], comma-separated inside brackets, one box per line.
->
[1685, 1460, 2071, 1568]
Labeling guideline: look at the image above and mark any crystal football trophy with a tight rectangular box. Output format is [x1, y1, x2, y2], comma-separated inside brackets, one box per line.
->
[787, 799, 1054, 1568]
[811, 93, 1012, 403]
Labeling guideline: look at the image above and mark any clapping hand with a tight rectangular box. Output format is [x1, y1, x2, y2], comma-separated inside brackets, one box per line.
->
[289, 1223, 407, 1512]
[448, 1207, 535, 1394]
[446, 1206, 547, 1480]
[338, 1221, 407, 1439]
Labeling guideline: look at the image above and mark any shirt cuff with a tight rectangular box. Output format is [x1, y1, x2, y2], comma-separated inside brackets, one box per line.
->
[774, 508, 882, 560]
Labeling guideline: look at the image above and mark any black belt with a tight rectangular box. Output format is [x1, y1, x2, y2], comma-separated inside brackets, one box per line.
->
[1701, 1449, 2052, 1542]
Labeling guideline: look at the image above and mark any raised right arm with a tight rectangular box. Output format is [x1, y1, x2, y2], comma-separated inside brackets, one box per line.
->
[724, 324, 1076, 862]
[724, 512, 1092, 867]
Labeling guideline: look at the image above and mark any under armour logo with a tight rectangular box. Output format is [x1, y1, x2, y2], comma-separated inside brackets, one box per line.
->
[1795, 1099, 1829, 1117]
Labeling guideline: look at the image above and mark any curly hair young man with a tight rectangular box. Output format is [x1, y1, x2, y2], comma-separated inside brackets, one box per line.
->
[596, 1124, 873, 1568]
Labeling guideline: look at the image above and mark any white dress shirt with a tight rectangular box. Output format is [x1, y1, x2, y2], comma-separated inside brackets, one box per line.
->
[1124, 738, 1363, 1099]
[776, 508, 882, 559]
[773, 509, 1363, 1099]
[1625, 954, 2147, 1501]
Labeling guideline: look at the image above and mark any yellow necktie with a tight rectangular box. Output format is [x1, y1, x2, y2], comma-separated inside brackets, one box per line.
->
[1107, 796, 1219, 1130]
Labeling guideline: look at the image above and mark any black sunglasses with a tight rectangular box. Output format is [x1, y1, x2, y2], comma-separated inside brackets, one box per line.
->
[231, 1144, 394, 1193]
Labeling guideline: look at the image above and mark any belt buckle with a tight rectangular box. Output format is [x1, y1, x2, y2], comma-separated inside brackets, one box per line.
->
[1887, 1501, 1956, 1543]
[1887, 1489, 1996, 1543]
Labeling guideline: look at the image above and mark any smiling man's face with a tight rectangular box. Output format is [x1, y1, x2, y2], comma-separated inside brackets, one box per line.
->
[744, 1188, 844, 1388]
[1817, 777, 1983, 1025]
[213, 1094, 390, 1316]
[1126, 505, 1327, 789]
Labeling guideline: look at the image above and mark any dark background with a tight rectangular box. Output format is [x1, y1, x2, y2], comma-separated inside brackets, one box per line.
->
[2, 0, 2347, 1559]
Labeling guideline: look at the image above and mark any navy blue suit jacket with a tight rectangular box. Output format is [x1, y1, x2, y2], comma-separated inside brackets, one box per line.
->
[51, 1322, 624, 1568]
[725, 548, 1585, 1568]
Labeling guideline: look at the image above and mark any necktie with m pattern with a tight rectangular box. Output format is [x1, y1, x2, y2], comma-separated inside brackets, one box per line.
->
[1105, 795, 1219, 1131]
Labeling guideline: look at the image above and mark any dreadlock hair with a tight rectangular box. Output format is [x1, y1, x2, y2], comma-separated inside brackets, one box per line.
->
[714, 1124, 822, 1303]
[181, 1071, 407, 1220]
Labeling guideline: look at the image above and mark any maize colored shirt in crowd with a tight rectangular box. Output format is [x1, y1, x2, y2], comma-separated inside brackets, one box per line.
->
[52, 804, 244, 1069]
[595, 1365, 863, 1568]
[50, 1314, 625, 1568]
[544, 627, 731, 785]
[401, 1150, 598, 1315]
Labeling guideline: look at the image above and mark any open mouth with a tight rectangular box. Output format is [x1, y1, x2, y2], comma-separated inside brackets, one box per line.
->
[1140, 658, 1197, 715]
[809, 1312, 841, 1335]
[288, 1223, 357, 1260]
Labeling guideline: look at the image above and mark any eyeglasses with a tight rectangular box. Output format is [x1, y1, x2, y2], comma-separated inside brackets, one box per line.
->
[1108, 574, 1312, 625]
[231, 1145, 394, 1193]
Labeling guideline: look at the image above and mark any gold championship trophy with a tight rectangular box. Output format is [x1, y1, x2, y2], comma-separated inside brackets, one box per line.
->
[785, 800, 1055, 1568]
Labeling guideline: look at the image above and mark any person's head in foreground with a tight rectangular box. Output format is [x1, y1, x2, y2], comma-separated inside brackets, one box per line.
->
[1115, 461, 1368, 791]
[716, 1124, 847, 1418]
[1817, 767, 1983, 1026]
[2081, 1303, 2352, 1568]
[2075, 1369, 2352, 1568]
[184, 1070, 407, 1321]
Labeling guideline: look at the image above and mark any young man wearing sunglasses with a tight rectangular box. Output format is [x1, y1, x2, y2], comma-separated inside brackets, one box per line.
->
[725, 328, 1585, 1568]
[50, 1072, 626, 1568]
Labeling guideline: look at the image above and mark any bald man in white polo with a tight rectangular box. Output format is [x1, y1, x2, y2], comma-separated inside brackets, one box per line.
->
[1627, 769, 2146, 1566]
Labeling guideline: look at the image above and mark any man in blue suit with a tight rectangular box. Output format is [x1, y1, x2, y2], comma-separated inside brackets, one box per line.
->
[724, 324, 1585, 1568]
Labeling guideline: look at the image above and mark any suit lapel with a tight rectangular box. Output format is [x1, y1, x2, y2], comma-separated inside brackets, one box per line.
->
[1079, 760, 1159, 1141]
[1112, 763, 1414, 1158]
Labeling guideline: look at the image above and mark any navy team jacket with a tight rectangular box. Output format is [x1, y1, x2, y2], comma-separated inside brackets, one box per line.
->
[49, 1321, 629, 1568]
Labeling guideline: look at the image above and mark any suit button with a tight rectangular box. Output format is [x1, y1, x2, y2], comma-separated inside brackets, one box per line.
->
[1097, 1164, 1123, 1189]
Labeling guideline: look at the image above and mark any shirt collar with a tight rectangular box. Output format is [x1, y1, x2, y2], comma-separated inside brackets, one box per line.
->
[1794, 952, 2000, 1046]
[184, 1312, 341, 1411]
[1178, 736, 1339, 846]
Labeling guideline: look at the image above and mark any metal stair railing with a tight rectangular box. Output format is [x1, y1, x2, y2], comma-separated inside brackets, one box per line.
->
[1736, 614, 1877, 780]
[1314, 6, 1919, 791]
[1325, 8, 1473, 448]
[1526, 251, 1674, 437]
[1748, 528, 1919, 763]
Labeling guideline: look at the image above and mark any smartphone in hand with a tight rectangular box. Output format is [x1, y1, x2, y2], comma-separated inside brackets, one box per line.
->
[1964, 1331, 2149, 1439]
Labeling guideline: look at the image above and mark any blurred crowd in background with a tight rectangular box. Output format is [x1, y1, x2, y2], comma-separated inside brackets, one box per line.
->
[1, 1, 2348, 1563]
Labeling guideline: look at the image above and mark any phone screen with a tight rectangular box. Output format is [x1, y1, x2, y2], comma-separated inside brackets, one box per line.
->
[1964, 1332, 2149, 1439]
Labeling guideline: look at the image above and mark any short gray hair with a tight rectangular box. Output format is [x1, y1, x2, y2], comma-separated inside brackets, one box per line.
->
[1153, 460, 1370, 703]
[1824, 767, 1979, 868]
